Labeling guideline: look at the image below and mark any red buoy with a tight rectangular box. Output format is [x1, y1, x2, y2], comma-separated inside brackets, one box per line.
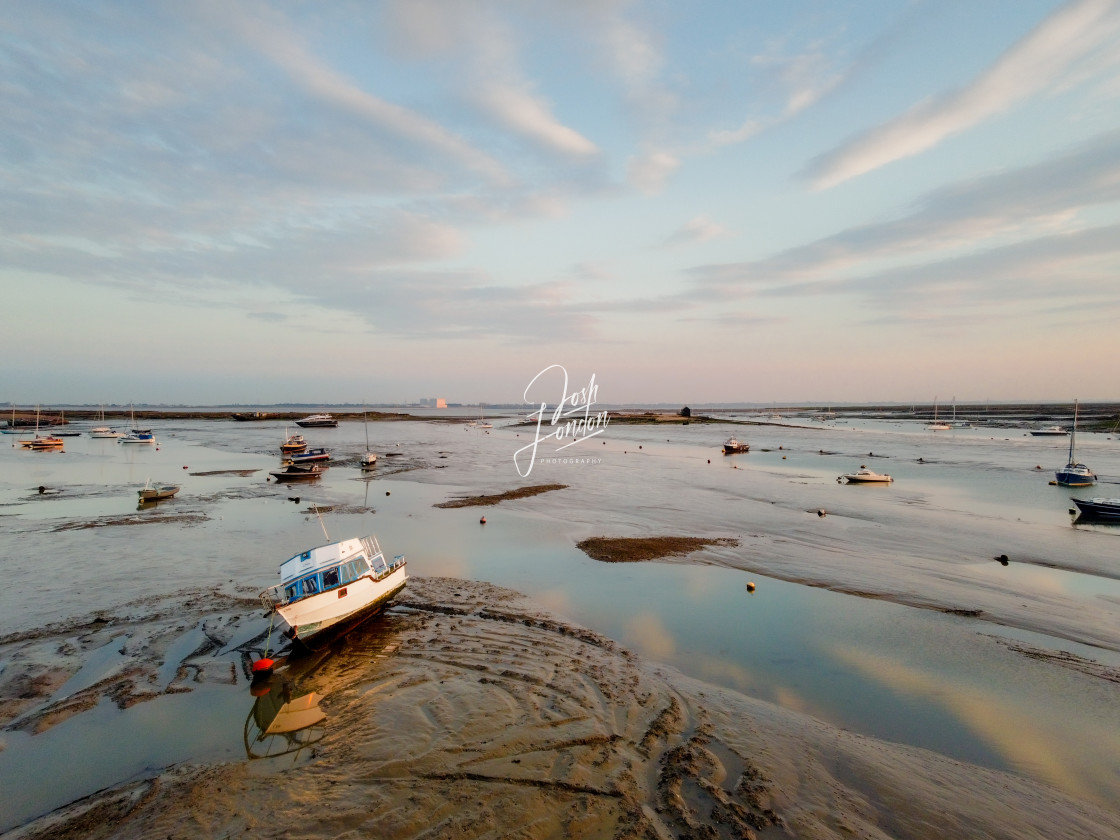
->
[251, 657, 275, 674]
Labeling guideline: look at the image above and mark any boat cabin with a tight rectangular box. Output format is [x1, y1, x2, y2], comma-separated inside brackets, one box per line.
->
[266, 536, 400, 607]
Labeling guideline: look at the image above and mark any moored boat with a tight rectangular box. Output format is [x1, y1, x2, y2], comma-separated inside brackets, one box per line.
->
[280, 433, 308, 454]
[138, 481, 180, 502]
[1071, 497, 1120, 522]
[839, 467, 893, 483]
[1030, 426, 1068, 437]
[1054, 400, 1095, 487]
[284, 447, 331, 464]
[270, 464, 324, 481]
[723, 437, 750, 454]
[259, 534, 407, 644]
[295, 413, 338, 428]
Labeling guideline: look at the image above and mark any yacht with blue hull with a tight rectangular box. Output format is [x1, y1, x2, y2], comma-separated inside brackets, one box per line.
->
[259, 534, 406, 644]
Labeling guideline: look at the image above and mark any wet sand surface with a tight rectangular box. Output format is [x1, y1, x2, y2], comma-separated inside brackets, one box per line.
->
[3, 415, 1120, 836]
[6, 577, 1120, 840]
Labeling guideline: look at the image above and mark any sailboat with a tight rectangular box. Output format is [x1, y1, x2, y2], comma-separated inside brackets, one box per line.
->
[19, 406, 64, 450]
[90, 404, 126, 438]
[926, 396, 951, 431]
[118, 403, 156, 444]
[360, 408, 377, 471]
[476, 404, 492, 430]
[1055, 400, 1095, 487]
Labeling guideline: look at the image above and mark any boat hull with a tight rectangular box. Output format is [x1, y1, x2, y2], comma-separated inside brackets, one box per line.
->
[277, 566, 407, 643]
[270, 467, 323, 481]
[1072, 498, 1120, 522]
[1055, 465, 1095, 487]
[138, 487, 179, 501]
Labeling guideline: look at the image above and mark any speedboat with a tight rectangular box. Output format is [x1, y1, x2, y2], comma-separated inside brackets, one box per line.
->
[295, 413, 338, 428]
[723, 437, 750, 454]
[258, 534, 406, 644]
[839, 467, 893, 483]
[1071, 498, 1120, 522]
[270, 464, 324, 482]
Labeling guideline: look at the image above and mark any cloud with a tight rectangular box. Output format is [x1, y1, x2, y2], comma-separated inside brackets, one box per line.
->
[211, 2, 512, 185]
[661, 215, 732, 248]
[691, 127, 1120, 293]
[627, 150, 680, 193]
[475, 83, 598, 157]
[803, 0, 1120, 189]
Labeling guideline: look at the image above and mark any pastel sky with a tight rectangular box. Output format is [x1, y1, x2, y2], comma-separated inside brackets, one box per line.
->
[3, 0, 1119, 406]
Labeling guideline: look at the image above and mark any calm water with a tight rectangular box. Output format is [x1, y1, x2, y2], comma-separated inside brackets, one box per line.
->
[1, 413, 1119, 828]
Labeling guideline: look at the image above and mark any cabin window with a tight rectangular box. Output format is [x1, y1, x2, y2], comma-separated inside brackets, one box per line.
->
[302, 575, 319, 595]
[339, 556, 370, 584]
[322, 567, 340, 589]
[285, 584, 300, 601]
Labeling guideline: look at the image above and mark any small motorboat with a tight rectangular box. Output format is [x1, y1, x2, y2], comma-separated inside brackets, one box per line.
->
[1071, 497, 1120, 522]
[258, 533, 407, 644]
[1030, 426, 1068, 437]
[138, 480, 180, 502]
[839, 467, 893, 483]
[285, 447, 331, 464]
[270, 464, 324, 482]
[295, 413, 338, 428]
[280, 433, 308, 454]
[723, 437, 750, 454]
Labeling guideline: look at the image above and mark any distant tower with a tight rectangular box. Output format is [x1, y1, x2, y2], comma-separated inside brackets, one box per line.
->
[436, 398, 447, 409]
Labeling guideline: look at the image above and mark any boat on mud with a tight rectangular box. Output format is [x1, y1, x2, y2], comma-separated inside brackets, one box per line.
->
[259, 533, 407, 644]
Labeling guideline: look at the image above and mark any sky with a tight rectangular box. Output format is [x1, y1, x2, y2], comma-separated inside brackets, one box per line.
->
[3, 0, 1119, 407]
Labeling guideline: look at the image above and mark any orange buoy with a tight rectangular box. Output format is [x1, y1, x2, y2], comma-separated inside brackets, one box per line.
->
[746, 581, 756, 592]
[249, 681, 272, 697]
[480, 516, 486, 524]
[251, 657, 274, 674]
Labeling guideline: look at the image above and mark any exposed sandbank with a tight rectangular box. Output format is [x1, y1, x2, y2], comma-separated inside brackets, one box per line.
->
[6, 578, 1119, 840]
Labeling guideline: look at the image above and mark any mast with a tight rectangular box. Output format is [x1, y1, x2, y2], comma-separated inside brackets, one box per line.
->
[1068, 400, 1078, 465]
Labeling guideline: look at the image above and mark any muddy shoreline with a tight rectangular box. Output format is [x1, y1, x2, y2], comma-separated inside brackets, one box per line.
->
[5, 577, 1119, 840]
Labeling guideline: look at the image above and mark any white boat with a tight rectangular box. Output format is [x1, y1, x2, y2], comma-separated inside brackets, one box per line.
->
[926, 396, 951, 431]
[1030, 426, 1068, 437]
[118, 404, 156, 444]
[1054, 400, 1095, 487]
[723, 437, 750, 454]
[90, 404, 126, 438]
[839, 467, 893, 483]
[295, 413, 338, 428]
[259, 534, 407, 644]
[360, 409, 377, 471]
[476, 405, 492, 430]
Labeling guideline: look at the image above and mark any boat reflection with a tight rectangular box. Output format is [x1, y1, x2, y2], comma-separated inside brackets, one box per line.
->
[243, 611, 404, 761]
[245, 675, 326, 760]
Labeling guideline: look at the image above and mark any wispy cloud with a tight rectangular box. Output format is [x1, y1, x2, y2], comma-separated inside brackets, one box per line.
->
[693, 127, 1120, 293]
[803, 0, 1120, 189]
[661, 215, 732, 248]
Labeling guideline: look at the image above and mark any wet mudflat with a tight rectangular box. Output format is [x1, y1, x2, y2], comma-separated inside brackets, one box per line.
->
[2, 414, 1120, 836]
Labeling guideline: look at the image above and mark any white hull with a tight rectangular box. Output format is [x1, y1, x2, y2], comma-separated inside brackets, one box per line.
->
[277, 565, 406, 641]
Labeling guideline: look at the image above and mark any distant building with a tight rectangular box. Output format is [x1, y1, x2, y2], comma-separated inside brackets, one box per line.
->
[435, 398, 447, 409]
